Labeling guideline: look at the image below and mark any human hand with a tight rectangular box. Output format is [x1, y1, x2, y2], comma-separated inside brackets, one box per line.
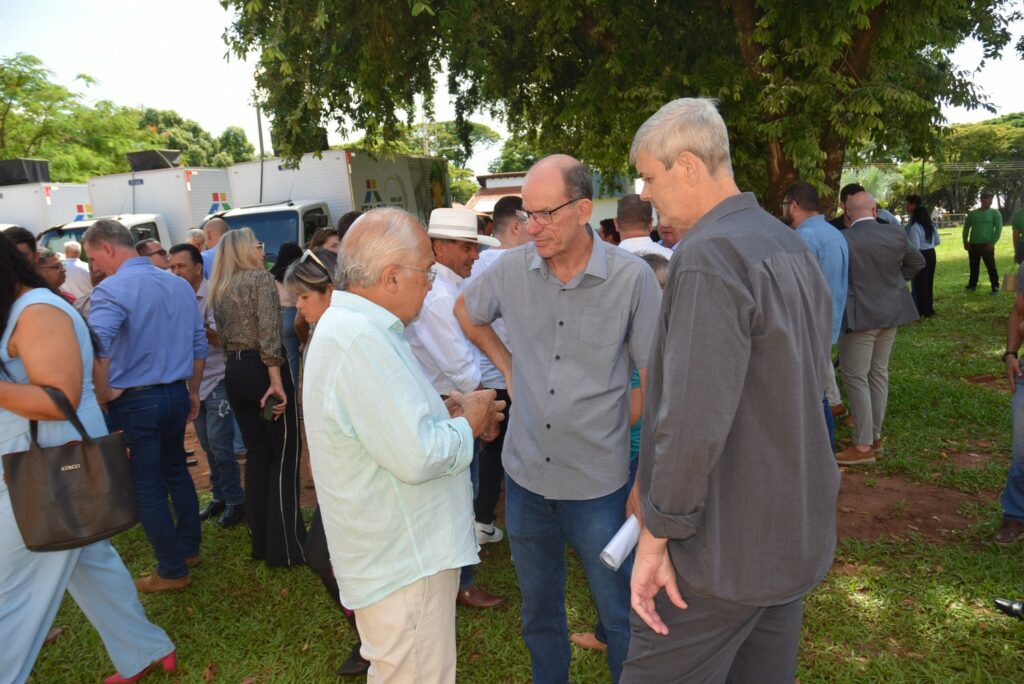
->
[188, 391, 200, 422]
[1007, 355, 1022, 391]
[445, 391, 465, 419]
[625, 479, 643, 527]
[260, 383, 287, 420]
[630, 528, 687, 635]
[458, 390, 506, 439]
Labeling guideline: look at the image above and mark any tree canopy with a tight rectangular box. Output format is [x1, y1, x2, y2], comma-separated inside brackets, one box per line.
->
[223, 0, 1021, 211]
[1, 53, 255, 182]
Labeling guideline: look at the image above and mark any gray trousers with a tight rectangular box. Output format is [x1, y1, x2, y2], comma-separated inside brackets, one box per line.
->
[838, 327, 898, 446]
[622, 590, 804, 684]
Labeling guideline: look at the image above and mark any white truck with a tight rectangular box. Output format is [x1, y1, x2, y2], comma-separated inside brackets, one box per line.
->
[37, 214, 170, 255]
[0, 159, 91, 234]
[215, 150, 451, 260]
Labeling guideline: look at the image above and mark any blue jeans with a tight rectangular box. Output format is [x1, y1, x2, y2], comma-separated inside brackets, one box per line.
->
[1002, 382, 1024, 521]
[281, 306, 301, 391]
[105, 383, 201, 579]
[506, 475, 631, 684]
[193, 380, 244, 506]
[824, 395, 835, 452]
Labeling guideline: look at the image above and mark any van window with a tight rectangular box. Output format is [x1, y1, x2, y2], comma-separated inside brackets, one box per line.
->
[37, 228, 87, 253]
[302, 208, 328, 244]
[222, 210, 299, 264]
[129, 223, 159, 243]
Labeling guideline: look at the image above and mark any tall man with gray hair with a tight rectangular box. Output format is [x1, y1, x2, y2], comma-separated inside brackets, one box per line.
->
[623, 98, 839, 683]
[457, 155, 662, 683]
[302, 208, 505, 683]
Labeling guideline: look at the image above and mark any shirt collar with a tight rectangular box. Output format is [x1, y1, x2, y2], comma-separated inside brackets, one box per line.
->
[677, 192, 757, 248]
[121, 256, 156, 270]
[432, 261, 463, 287]
[196, 277, 209, 300]
[528, 225, 609, 284]
[331, 290, 404, 333]
[849, 216, 877, 228]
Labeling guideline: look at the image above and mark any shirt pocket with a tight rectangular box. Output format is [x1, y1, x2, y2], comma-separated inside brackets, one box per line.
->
[579, 307, 626, 347]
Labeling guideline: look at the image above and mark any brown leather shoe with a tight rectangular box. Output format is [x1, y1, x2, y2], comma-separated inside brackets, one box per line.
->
[570, 632, 608, 652]
[994, 518, 1024, 545]
[835, 445, 876, 466]
[872, 438, 884, 455]
[134, 573, 191, 593]
[456, 584, 504, 608]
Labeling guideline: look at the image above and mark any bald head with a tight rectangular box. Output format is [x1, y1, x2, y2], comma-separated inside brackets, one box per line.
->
[527, 154, 594, 201]
[844, 192, 877, 223]
[203, 218, 229, 248]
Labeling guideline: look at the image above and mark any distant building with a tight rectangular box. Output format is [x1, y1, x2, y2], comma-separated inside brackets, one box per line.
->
[465, 171, 635, 226]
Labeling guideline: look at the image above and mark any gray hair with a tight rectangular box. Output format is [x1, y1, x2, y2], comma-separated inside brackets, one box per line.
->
[64, 240, 81, 257]
[562, 159, 593, 200]
[629, 98, 733, 178]
[83, 218, 135, 250]
[337, 208, 424, 290]
[186, 228, 206, 242]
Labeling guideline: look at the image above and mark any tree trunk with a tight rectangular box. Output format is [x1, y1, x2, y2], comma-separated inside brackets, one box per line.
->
[765, 141, 799, 218]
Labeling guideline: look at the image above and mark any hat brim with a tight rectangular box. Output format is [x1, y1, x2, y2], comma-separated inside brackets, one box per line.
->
[427, 228, 501, 247]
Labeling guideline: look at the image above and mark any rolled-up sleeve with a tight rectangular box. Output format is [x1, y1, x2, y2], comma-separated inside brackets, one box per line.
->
[86, 284, 125, 359]
[254, 272, 284, 367]
[337, 332, 474, 485]
[642, 271, 752, 541]
[462, 259, 502, 326]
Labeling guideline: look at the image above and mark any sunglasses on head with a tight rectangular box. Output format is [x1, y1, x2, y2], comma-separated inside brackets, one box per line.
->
[300, 249, 330, 275]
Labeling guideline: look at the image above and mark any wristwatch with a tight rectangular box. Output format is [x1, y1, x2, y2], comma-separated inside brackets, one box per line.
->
[1004, 351, 1018, 362]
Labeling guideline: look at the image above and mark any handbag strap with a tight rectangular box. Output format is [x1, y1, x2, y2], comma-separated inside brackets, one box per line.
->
[28, 386, 92, 445]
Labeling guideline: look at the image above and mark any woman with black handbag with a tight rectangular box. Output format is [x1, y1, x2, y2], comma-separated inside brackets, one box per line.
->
[0, 233, 176, 683]
[208, 228, 307, 568]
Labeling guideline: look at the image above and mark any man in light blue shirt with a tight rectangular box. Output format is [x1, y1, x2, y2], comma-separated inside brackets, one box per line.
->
[783, 182, 849, 449]
[201, 217, 228, 279]
[302, 208, 505, 683]
[85, 218, 207, 593]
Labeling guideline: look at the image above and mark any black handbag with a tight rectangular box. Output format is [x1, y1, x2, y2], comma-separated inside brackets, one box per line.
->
[2, 386, 137, 551]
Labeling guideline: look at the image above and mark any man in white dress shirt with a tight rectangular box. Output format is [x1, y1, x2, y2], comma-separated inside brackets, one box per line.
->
[62, 240, 93, 298]
[405, 206, 505, 609]
[615, 194, 673, 259]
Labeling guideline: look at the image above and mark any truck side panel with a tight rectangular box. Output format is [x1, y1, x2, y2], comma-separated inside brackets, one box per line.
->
[228, 151, 353, 224]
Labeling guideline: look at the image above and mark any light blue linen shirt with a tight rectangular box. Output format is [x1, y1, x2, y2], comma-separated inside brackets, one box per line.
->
[795, 214, 849, 343]
[89, 257, 207, 388]
[302, 290, 478, 609]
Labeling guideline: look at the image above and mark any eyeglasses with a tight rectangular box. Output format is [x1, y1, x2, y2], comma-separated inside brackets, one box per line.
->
[515, 197, 584, 225]
[38, 262, 65, 271]
[398, 265, 436, 285]
[300, 249, 330, 276]
[144, 248, 168, 258]
[254, 242, 265, 251]
[780, 200, 793, 210]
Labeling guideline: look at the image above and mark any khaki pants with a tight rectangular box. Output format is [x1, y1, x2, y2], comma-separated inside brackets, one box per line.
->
[838, 327, 898, 446]
[355, 568, 460, 684]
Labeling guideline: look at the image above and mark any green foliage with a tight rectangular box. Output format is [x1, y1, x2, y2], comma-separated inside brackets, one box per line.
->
[447, 164, 478, 204]
[222, 0, 1021, 211]
[488, 136, 544, 173]
[0, 53, 255, 182]
[841, 166, 902, 206]
[935, 119, 1024, 213]
[351, 119, 500, 168]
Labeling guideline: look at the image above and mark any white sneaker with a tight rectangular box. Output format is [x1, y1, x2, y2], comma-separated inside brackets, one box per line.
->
[475, 522, 504, 545]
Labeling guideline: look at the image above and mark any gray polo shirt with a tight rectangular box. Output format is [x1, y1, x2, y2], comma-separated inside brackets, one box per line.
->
[640, 192, 839, 606]
[463, 228, 662, 500]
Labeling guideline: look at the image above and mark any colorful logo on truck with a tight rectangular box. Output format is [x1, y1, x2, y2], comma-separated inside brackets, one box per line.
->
[208, 192, 232, 214]
[74, 204, 93, 221]
[362, 180, 384, 208]
[360, 178, 407, 212]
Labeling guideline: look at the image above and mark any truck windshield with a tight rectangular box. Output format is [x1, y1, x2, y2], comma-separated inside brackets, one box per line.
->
[222, 211, 299, 263]
[37, 227, 87, 253]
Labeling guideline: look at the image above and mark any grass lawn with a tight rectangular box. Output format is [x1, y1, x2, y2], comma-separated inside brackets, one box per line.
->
[29, 226, 1024, 682]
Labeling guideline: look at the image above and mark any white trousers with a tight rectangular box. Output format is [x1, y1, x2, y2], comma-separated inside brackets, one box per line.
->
[0, 491, 174, 684]
[355, 568, 460, 684]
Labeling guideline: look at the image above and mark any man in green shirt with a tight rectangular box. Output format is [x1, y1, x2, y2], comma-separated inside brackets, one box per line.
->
[1011, 206, 1024, 265]
[963, 190, 1003, 294]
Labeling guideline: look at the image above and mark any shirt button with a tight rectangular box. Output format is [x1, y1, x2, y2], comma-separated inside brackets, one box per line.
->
[549, 389, 555, 395]
[545, 457, 551, 462]
[555, 355, 560, 361]
[558, 321, 564, 326]
[546, 423, 551, 429]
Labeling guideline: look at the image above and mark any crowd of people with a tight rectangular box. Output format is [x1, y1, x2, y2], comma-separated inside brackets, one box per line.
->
[0, 95, 1018, 684]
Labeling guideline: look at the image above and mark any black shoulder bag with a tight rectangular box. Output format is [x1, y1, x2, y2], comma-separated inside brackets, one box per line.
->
[2, 386, 137, 551]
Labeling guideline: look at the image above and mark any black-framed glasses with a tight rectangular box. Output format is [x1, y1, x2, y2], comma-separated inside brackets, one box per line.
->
[300, 249, 330, 276]
[144, 248, 168, 258]
[515, 197, 584, 225]
[398, 265, 436, 285]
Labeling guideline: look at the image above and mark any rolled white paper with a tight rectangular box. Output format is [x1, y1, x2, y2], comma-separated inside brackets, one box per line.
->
[599, 514, 640, 571]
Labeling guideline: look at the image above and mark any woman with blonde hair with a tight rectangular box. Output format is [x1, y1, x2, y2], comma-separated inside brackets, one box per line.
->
[208, 228, 306, 567]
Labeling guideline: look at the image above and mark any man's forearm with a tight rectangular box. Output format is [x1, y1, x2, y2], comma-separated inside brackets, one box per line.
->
[455, 296, 512, 379]
[189, 359, 205, 396]
[1008, 306, 1024, 354]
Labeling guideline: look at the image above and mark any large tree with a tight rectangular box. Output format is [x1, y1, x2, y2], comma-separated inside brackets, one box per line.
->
[223, 0, 1019, 211]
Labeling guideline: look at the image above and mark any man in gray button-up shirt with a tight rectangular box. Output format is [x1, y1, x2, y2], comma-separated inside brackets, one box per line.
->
[622, 99, 839, 684]
[457, 154, 662, 684]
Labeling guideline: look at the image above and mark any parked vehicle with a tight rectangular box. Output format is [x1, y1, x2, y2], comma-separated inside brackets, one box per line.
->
[36, 214, 169, 254]
[0, 159, 91, 234]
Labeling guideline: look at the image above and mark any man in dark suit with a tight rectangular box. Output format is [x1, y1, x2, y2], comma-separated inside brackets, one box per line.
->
[836, 192, 924, 465]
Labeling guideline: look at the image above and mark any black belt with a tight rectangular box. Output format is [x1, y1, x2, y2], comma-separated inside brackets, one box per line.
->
[120, 380, 187, 394]
[227, 349, 261, 360]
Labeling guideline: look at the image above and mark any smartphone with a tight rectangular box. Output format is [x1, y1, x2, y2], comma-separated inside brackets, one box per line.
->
[260, 395, 283, 423]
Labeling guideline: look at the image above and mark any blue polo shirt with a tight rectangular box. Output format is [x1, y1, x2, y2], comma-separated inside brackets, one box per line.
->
[795, 214, 849, 344]
[89, 257, 208, 389]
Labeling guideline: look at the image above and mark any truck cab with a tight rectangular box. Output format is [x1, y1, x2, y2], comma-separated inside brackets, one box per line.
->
[205, 200, 330, 263]
[36, 213, 169, 253]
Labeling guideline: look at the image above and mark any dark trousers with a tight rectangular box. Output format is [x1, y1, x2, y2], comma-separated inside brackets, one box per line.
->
[912, 248, 937, 315]
[306, 506, 357, 629]
[622, 591, 804, 684]
[105, 382, 200, 579]
[475, 388, 510, 525]
[967, 243, 998, 290]
[225, 351, 307, 567]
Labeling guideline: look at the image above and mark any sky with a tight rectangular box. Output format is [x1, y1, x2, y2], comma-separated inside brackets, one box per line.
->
[1, 1, 1022, 175]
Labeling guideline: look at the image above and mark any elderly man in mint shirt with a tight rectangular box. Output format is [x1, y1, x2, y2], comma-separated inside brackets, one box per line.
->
[84, 218, 207, 593]
[963, 190, 1003, 294]
[302, 208, 505, 684]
